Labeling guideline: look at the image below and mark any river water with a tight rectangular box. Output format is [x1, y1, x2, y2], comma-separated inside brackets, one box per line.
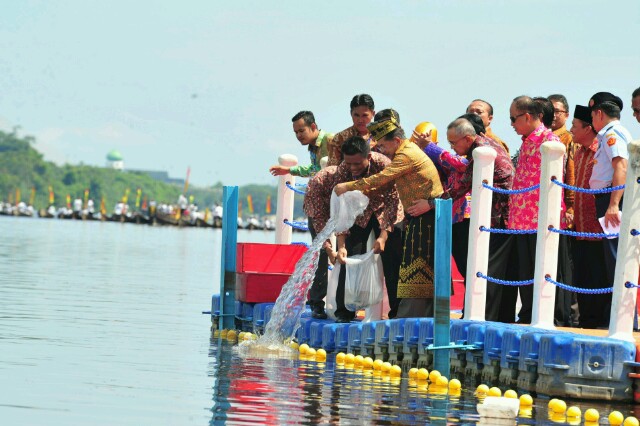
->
[1, 216, 637, 425]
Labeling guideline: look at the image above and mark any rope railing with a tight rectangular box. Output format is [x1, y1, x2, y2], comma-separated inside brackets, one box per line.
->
[294, 182, 308, 188]
[283, 219, 309, 232]
[291, 241, 310, 248]
[476, 271, 533, 286]
[625, 282, 640, 289]
[547, 226, 618, 239]
[479, 226, 537, 235]
[550, 178, 625, 194]
[482, 182, 539, 194]
[544, 275, 613, 294]
[631, 229, 640, 236]
[285, 181, 306, 195]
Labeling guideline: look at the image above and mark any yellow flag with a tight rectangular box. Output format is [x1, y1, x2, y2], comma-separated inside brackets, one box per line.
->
[247, 195, 254, 214]
[265, 195, 272, 214]
[48, 186, 55, 205]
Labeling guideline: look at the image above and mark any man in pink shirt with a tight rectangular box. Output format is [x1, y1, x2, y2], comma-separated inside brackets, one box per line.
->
[505, 96, 572, 325]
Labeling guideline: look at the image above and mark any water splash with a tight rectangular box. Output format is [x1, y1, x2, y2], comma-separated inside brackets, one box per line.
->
[239, 191, 368, 355]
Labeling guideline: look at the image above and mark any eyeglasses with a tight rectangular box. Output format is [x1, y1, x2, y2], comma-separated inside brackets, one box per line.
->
[509, 113, 526, 124]
[553, 109, 568, 115]
[448, 136, 467, 147]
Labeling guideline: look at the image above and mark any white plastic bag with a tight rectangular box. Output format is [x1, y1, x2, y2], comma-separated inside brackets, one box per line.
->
[325, 263, 340, 320]
[330, 191, 369, 233]
[344, 250, 384, 312]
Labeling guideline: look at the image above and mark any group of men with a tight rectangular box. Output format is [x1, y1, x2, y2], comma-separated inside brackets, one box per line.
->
[269, 88, 640, 328]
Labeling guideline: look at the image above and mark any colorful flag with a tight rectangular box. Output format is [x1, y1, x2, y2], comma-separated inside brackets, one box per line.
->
[247, 195, 254, 214]
[84, 189, 89, 209]
[238, 200, 242, 217]
[15, 188, 21, 205]
[183, 166, 191, 194]
[265, 195, 272, 214]
[122, 188, 130, 203]
[29, 187, 36, 206]
[48, 186, 55, 205]
[135, 188, 142, 208]
[100, 197, 106, 215]
[66, 194, 71, 208]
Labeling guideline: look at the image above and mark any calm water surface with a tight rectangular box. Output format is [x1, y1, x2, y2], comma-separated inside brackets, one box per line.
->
[1, 217, 637, 425]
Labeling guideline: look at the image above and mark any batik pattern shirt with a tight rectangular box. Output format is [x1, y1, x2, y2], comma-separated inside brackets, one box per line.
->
[334, 152, 403, 235]
[427, 136, 514, 228]
[507, 124, 561, 230]
[573, 140, 601, 240]
[486, 127, 510, 154]
[423, 143, 470, 223]
[302, 166, 338, 233]
[554, 125, 575, 211]
[289, 130, 333, 177]
[345, 139, 444, 210]
[327, 126, 379, 166]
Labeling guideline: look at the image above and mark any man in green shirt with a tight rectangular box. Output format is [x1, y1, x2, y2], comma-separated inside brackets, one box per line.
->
[269, 111, 333, 177]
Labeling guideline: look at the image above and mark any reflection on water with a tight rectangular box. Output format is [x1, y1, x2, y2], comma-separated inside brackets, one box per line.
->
[2, 216, 639, 425]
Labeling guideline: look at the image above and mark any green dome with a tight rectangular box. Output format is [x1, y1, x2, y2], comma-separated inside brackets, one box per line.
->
[107, 150, 123, 161]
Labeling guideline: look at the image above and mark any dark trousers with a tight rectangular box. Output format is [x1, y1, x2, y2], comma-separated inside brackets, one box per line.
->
[384, 223, 403, 319]
[507, 233, 573, 325]
[451, 219, 470, 285]
[594, 193, 621, 286]
[484, 233, 518, 322]
[308, 217, 328, 309]
[572, 238, 611, 328]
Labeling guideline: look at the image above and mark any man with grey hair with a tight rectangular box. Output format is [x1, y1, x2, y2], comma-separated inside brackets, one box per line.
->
[407, 117, 515, 321]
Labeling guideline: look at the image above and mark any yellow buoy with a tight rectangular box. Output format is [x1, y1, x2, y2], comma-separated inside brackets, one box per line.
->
[220, 329, 228, 338]
[448, 378, 461, 390]
[316, 349, 327, 362]
[551, 399, 566, 414]
[488, 387, 501, 397]
[609, 411, 625, 426]
[363, 357, 374, 370]
[390, 365, 402, 377]
[584, 408, 599, 422]
[289, 341, 299, 350]
[624, 417, 640, 426]
[408, 368, 419, 378]
[299, 343, 310, 355]
[504, 389, 517, 399]
[428, 370, 441, 382]
[336, 352, 346, 364]
[381, 362, 392, 373]
[372, 359, 383, 371]
[306, 348, 317, 358]
[227, 330, 237, 340]
[354, 355, 364, 368]
[238, 331, 246, 340]
[566, 406, 581, 417]
[436, 376, 448, 387]
[344, 353, 355, 365]
[476, 384, 489, 395]
[519, 394, 533, 406]
[416, 368, 429, 381]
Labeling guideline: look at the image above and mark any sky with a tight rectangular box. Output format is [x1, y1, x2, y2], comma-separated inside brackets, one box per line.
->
[1, 0, 639, 188]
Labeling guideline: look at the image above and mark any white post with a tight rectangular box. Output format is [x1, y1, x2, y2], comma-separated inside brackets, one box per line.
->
[464, 146, 497, 321]
[531, 141, 565, 329]
[608, 139, 640, 342]
[275, 154, 298, 245]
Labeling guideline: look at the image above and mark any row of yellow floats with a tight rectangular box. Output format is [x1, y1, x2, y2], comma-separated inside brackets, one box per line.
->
[215, 328, 640, 425]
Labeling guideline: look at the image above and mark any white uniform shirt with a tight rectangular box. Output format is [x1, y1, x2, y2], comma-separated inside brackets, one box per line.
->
[589, 120, 632, 189]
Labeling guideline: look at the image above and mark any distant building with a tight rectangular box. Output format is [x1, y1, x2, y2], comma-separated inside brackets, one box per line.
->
[106, 150, 124, 170]
[127, 169, 185, 186]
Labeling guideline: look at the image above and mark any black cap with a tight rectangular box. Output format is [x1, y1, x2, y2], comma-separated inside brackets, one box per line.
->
[589, 92, 623, 111]
[573, 105, 592, 125]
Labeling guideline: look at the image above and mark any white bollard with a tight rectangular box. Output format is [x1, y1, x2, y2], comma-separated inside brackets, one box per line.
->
[275, 154, 298, 245]
[530, 141, 565, 329]
[464, 146, 497, 321]
[608, 139, 640, 342]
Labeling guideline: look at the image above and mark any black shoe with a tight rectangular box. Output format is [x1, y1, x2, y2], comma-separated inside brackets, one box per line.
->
[311, 306, 328, 319]
[335, 317, 352, 323]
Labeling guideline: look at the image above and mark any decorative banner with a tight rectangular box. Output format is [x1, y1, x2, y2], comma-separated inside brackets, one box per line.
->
[204, 207, 210, 222]
[247, 194, 254, 214]
[84, 188, 89, 209]
[29, 187, 36, 206]
[183, 166, 191, 194]
[135, 188, 142, 208]
[189, 195, 194, 204]
[122, 188, 130, 203]
[48, 186, 55, 205]
[265, 195, 272, 214]
[100, 197, 106, 215]
[238, 200, 242, 217]
[15, 188, 21, 205]
[141, 196, 147, 210]
[66, 194, 71, 208]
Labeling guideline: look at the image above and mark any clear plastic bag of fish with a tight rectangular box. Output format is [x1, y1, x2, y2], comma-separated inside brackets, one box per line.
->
[343, 250, 384, 311]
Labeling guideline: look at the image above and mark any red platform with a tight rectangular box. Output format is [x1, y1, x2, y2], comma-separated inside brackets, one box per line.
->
[235, 243, 307, 303]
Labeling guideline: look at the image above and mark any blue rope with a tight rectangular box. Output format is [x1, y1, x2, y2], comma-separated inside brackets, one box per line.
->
[476, 272, 533, 286]
[482, 182, 539, 194]
[479, 226, 537, 235]
[294, 182, 308, 188]
[547, 226, 618, 239]
[631, 229, 640, 236]
[283, 219, 309, 232]
[285, 181, 306, 195]
[550, 178, 625, 193]
[544, 275, 613, 294]
[625, 282, 640, 289]
[291, 242, 310, 248]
